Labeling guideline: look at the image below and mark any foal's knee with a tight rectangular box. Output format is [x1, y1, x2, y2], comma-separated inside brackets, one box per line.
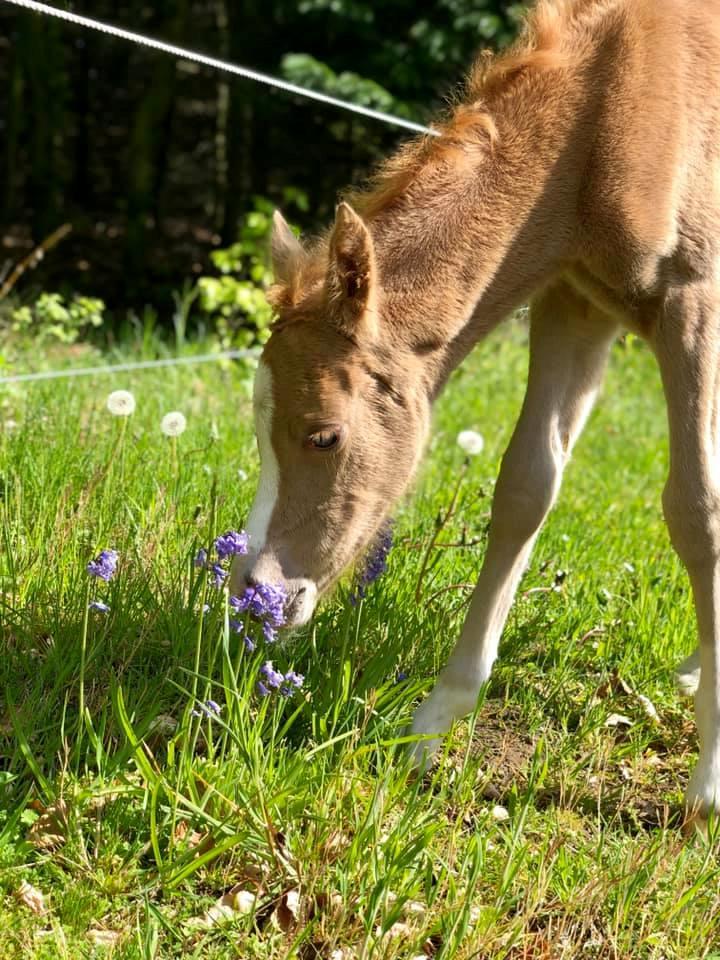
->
[662, 476, 720, 570]
[492, 441, 561, 543]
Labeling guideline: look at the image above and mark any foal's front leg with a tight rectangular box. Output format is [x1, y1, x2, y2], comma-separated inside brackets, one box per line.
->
[655, 286, 720, 818]
[411, 286, 617, 765]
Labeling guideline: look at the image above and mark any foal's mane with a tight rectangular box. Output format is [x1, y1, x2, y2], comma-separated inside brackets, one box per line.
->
[346, 0, 595, 221]
[271, 0, 602, 313]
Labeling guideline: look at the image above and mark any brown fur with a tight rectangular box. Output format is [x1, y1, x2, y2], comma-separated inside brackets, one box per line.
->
[238, 0, 720, 818]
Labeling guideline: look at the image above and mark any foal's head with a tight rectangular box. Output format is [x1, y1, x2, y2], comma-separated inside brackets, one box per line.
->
[232, 203, 431, 625]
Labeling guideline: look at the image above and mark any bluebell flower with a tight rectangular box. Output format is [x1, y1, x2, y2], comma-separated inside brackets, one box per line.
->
[214, 530, 249, 560]
[209, 563, 227, 588]
[283, 670, 304, 689]
[230, 582, 286, 628]
[260, 660, 285, 689]
[194, 548, 208, 569]
[191, 699, 222, 719]
[88, 600, 110, 613]
[257, 680, 270, 697]
[396, 671, 408, 683]
[349, 521, 393, 604]
[87, 549, 118, 581]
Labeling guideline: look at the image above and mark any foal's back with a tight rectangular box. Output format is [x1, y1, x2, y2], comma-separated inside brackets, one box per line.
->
[574, 0, 720, 309]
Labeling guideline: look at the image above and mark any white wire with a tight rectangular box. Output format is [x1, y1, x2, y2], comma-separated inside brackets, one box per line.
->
[0, 349, 259, 385]
[1, 0, 439, 137]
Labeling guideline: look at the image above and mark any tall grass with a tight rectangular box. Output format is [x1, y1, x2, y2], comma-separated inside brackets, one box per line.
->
[1, 325, 718, 959]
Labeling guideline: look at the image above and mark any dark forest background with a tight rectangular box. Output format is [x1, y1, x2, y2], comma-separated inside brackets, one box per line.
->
[0, 1, 527, 322]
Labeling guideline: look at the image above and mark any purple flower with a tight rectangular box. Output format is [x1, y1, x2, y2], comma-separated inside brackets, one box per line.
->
[244, 635, 256, 653]
[260, 660, 285, 689]
[350, 522, 393, 604]
[396, 671, 408, 683]
[257, 681, 270, 697]
[87, 549, 118, 581]
[194, 548, 208, 569]
[214, 530, 249, 560]
[230, 582, 286, 628]
[89, 600, 110, 613]
[283, 670, 304, 689]
[209, 563, 227, 588]
[191, 699, 222, 719]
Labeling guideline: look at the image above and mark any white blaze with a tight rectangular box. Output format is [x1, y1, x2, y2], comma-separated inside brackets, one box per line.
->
[247, 360, 279, 554]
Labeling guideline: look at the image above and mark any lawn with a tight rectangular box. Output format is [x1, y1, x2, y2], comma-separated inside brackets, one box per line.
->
[1, 321, 719, 959]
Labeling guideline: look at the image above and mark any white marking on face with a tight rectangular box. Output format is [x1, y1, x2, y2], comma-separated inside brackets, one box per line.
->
[247, 360, 279, 554]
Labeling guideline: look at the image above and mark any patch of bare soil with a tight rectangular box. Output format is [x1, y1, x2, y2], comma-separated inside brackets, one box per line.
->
[468, 700, 539, 800]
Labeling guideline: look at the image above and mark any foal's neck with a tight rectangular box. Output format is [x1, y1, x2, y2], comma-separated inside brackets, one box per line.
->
[370, 66, 587, 393]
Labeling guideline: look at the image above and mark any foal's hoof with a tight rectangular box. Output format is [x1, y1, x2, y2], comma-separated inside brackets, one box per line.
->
[683, 761, 720, 836]
[675, 649, 700, 697]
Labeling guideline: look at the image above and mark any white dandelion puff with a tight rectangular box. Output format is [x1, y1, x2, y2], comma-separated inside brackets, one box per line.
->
[457, 429, 484, 456]
[106, 389, 136, 417]
[161, 411, 187, 437]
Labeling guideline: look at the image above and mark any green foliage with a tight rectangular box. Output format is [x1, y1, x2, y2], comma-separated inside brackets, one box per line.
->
[5, 292, 105, 345]
[193, 195, 306, 349]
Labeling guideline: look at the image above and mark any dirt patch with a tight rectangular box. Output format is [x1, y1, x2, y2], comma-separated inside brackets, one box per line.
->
[468, 700, 538, 801]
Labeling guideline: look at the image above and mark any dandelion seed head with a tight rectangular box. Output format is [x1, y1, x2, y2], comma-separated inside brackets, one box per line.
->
[161, 411, 187, 437]
[457, 429, 484, 455]
[106, 390, 136, 417]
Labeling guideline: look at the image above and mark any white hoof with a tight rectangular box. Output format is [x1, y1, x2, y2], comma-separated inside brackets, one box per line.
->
[408, 682, 480, 770]
[675, 649, 700, 697]
[685, 757, 720, 821]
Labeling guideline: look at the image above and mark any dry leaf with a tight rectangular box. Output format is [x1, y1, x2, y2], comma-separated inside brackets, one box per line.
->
[275, 888, 301, 931]
[636, 693, 660, 722]
[376, 921, 413, 945]
[87, 929, 122, 947]
[185, 887, 257, 930]
[17, 880, 47, 915]
[605, 713, 633, 728]
[28, 799, 69, 851]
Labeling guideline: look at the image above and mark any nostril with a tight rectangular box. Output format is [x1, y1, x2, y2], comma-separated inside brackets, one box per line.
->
[295, 585, 307, 597]
[244, 573, 258, 589]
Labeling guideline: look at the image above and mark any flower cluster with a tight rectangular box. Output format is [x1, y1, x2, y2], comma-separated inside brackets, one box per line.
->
[350, 521, 394, 605]
[215, 530, 249, 560]
[257, 660, 304, 698]
[87, 549, 118, 581]
[230, 582, 286, 644]
[194, 529, 249, 587]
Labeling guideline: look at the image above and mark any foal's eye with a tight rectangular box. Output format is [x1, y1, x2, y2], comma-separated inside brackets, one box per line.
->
[307, 429, 340, 450]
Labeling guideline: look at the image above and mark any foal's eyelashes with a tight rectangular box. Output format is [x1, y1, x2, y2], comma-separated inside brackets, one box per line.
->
[305, 427, 343, 451]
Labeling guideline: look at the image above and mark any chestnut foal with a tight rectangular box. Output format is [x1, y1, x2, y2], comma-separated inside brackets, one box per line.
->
[234, 0, 720, 819]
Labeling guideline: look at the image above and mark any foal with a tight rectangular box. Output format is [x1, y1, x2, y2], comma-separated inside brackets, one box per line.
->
[234, 0, 720, 819]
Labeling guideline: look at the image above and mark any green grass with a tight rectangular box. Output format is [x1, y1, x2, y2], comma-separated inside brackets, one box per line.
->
[1, 323, 719, 959]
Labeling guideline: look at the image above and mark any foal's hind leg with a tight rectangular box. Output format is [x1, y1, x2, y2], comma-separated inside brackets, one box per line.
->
[410, 282, 617, 765]
[655, 284, 720, 818]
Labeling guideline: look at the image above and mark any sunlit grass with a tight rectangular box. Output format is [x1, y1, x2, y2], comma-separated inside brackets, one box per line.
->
[1, 324, 719, 959]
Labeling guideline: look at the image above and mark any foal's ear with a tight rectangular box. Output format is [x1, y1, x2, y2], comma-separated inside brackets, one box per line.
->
[271, 210, 306, 284]
[326, 202, 378, 340]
